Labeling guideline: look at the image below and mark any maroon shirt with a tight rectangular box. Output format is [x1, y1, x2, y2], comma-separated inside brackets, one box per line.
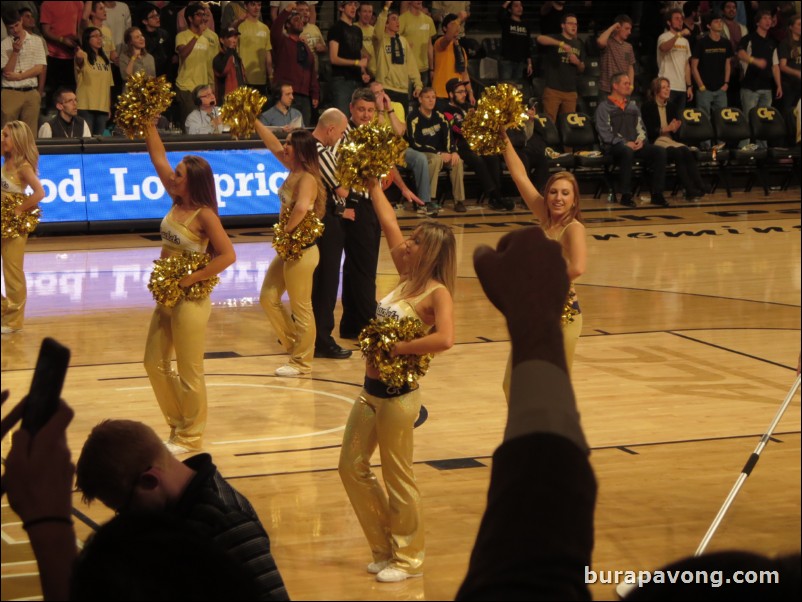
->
[270, 10, 319, 102]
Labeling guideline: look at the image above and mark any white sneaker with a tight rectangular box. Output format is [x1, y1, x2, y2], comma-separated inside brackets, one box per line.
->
[275, 364, 303, 377]
[163, 440, 193, 455]
[376, 566, 423, 583]
[367, 560, 390, 574]
[1, 326, 20, 334]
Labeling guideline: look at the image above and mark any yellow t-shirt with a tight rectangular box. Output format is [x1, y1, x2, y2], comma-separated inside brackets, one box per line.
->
[433, 39, 466, 98]
[399, 11, 436, 72]
[175, 28, 219, 92]
[75, 55, 113, 112]
[238, 18, 272, 85]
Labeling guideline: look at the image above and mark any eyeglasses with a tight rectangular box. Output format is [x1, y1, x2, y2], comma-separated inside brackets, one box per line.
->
[147, 12, 160, 19]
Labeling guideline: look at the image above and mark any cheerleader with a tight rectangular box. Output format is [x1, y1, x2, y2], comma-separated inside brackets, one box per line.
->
[339, 178, 456, 582]
[1, 121, 44, 334]
[254, 120, 327, 377]
[143, 123, 236, 454]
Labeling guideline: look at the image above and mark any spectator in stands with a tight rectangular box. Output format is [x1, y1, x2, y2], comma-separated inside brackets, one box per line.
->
[432, 2, 470, 35]
[17, 6, 47, 102]
[443, 77, 511, 211]
[778, 15, 800, 114]
[221, 0, 247, 30]
[328, 1, 369, 114]
[432, 13, 474, 107]
[298, 2, 327, 74]
[369, 80, 430, 212]
[38, 87, 92, 138]
[400, 1, 437, 87]
[213, 27, 246, 103]
[260, 83, 304, 128]
[271, 0, 318, 25]
[737, 9, 782, 148]
[498, 1, 533, 81]
[138, 5, 173, 78]
[539, 1, 568, 35]
[597, 14, 636, 99]
[536, 13, 586, 124]
[642, 77, 708, 201]
[175, 3, 219, 127]
[657, 7, 694, 112]
[682, 1, 703, 40]
[0, 10, 46, 136]
[102, 1, 132, 54]
[39, 1, 83, 107]
[356, 2, 375, 71]
[239, 0, 273, 97]
[82, 2, 119, 66]
[119, 27, 156, 92]
[407, 87, 467, 213]
[373, 2, 423, 109]
[75, 27, 113, 135]
[271, 5, 319, 128]
[177, 1, 218, 35]
[74, 419, 290, 600]
[595, 72, 669, 208]
[721, 0, 748, 107]
[185, 84, 224, 134]
[691, 10, 732, 136]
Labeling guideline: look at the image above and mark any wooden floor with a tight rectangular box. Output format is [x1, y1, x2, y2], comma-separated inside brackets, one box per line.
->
[2, 190, 800, 600]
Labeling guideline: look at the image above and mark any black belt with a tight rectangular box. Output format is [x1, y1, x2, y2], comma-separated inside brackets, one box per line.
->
[364, 376, 418, 399]
[2, 87, 37, 92]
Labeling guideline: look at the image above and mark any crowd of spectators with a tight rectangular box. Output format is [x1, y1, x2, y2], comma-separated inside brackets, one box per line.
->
[1, 1, 800, 205]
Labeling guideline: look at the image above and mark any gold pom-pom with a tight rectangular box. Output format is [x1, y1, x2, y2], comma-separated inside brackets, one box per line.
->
[219, 86, 267, 139]
[115, 72, 175, 139]
[463, 83, 528, 155]
[335, 122, 408, 193]
[272, 207, 324, 262]
[358, 317, 433, 388]
[561, 290, 579, 326]
[2, 192, 41, 239]
[147, 251, 219, 308]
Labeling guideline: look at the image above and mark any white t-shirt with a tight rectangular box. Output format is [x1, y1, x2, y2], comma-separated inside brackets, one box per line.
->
[657, 31, 691, 92]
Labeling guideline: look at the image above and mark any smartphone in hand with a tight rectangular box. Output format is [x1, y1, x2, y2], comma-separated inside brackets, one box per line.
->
[21, 338, 71, 436]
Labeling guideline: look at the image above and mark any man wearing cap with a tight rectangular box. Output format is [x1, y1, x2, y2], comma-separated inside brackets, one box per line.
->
[373, 2, 422, 109]
[432, 13, 474, 107]
[443, 78, 512, 211]
[271, 4, 319, 127]
[213, 27, 246, 102]
[407, 86, 467, 213]
[175, 3, 219, 126]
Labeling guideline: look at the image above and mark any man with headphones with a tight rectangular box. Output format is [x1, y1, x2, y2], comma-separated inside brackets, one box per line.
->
[184, 84, 225, 134]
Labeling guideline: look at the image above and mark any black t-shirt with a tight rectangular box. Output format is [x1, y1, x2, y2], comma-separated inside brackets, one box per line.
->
[778, 35, 801, 88]
[692, 34, 733, 91]
[541, 35, 584, 92]
[498, 9, 531, 62]
[142, 27, 172, 77]
[739, 32, 778, 91]
[327, 19, 363, 81]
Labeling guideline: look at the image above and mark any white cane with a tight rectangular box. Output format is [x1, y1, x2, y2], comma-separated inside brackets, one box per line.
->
[616, 374, 801, 599]
[694, 373, 801, 556]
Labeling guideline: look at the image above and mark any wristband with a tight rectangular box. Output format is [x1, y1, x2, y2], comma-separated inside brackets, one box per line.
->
[749, 56, 755, 64]
[698, 85, 706, 91]
[22, 516, 74, 531]
[354, 59, 360, 67]
[724, 81, 730, 85]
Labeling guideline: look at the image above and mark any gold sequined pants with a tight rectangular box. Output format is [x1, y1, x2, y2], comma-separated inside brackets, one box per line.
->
[1, 234, 28, 330]
[503, 312, 583, 401]
[338, 386, 425, 574]
[260, 245, 319, 372]
[143, 297, 211, 449]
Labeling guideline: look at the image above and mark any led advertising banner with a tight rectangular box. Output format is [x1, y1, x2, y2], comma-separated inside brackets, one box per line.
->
[30, 148, 288, 224]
